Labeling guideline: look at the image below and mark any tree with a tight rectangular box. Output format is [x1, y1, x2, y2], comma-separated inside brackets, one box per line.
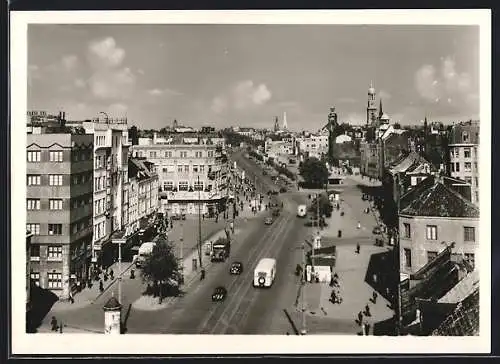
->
[140, 234, 181, 303]
[299, 157, 329, 188]
[310, 193, 334, 217]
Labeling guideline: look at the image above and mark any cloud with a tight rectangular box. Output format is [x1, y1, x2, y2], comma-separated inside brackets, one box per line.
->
[88, 37, 125, 68]
[212, 80, 272, 114]
[414, 56, 476, 105]
[378, 90, 392, 100]
[148, 88, 183, 97]
[74, 78, 86, 88]
[86, 37, 136, 100]
[61, 55, 78, 70]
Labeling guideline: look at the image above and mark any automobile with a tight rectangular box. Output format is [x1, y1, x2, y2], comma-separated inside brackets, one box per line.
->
[372, 226, 382, 235]
[212, 286, 227, 302]
[264, 217, 274, 225]
[279, 187, 287, 193]
[362, 194, 369, 201]
[230, 261, 243, 275]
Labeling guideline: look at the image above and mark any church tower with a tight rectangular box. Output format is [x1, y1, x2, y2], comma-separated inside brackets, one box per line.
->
[366, 81, 378, 126]
[282, 111, 288, 131]
[273, 116, 280, 132]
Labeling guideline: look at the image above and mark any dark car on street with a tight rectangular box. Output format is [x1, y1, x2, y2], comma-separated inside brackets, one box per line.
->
[212, 286, 227, 302]
[230, 261, 243, 275]
[372, 226, 382, 235]
[264, 217, 274, 225]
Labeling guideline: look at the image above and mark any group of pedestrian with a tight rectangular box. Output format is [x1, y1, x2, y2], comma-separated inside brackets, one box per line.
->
[355, 291, 379, 335]
[329, 273, 343, 304]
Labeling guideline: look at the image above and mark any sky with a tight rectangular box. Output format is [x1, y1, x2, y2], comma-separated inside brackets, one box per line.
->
[27, 24, 480, 131]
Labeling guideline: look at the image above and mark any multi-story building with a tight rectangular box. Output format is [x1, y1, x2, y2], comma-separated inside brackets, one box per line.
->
[82, 116, 130, 268]
[296, 133, 329, 159]
[448, 120, 480, 205]
[264, 138, 294, 158]
[398, 175, 479, 276]
[26, 231, 33, 314]
[26, 130, 94, 299]
[127, 157, 159, 233]
[130, 135, 229, 216]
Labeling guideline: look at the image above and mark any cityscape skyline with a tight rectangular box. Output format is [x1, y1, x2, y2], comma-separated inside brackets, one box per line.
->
[28, 24, 479, 131]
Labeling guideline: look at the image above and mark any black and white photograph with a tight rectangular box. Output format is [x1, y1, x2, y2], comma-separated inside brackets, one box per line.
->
[10, 9, 491, 355]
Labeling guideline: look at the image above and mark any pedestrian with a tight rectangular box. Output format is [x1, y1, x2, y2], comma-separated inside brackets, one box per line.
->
[372, 291, 378, 304]
[356, 243, 360, 254]
[357, 221, 361, 229]
[99, 279, 104, 293]
[69, 290, 74, 304]
[200, 269, 206, 281]
[76, 280, 81, 292]
[364, 304, 371, 317]
[51, 316, 58, 331]
[110, 269, 114, 280]
[357, 311, 363, 326]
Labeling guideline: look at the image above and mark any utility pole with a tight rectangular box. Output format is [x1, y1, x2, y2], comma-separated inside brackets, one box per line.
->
[179, 222, 184, 285]
[254, 175, 257, 214]
[197, 175, 203, 269]
[395, 175, 402, 335]
[301, 242, 307, 335]
[118, 239, 122, 307]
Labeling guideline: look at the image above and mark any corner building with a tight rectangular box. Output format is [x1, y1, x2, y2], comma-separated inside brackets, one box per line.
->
[26, 131, 94, 299]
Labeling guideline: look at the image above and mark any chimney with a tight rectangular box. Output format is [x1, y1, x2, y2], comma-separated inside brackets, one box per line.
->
[63, 112, 66, 120]
[153, 132, 158, 144]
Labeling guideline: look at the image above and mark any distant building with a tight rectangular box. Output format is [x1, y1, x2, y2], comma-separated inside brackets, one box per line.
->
[448, 121, 480, 205]
[296, 133, 329, 159]
[335, 134, 352, 144]
[399, 175, 479, 276]
[130, 136, 229, 216]
[27, 131, 94, 299]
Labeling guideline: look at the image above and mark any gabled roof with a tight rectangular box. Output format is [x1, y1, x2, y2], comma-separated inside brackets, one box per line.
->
[129, 157, 156, 182]
[389, 151, 429, 174]
[400, 176, 480, 218]
[439, 270, 480, 304]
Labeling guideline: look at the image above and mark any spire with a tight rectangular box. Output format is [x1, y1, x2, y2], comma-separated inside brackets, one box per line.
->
[282, 111, 288, 130]
[379, 98, 383, 118]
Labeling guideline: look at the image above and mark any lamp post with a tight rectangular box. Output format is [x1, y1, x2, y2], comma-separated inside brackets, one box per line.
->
[197, 175, 203, 269]
[300, 242, 307, 335]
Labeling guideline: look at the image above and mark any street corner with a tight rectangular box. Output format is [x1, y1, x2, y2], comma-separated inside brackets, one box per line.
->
[132, 295, 171, 311]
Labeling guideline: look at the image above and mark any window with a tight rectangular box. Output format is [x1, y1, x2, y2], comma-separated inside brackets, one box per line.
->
[427, 251, 438, 263]
[194, 180, 204, 191]
[47, 198, 64, 211]
[199, 165, 205, 173]
[27, 151, 41, 162]
[165, 151, 172, 158]
[177, 165, 183, 173]
[426, 225, 438, 240]
[454, 149, 459, 158]
[450, 163, 455, 172]
[455, 163, 460, 172]
[474, 177, 479, 186]
[474, 162, 478, 171]
[73, 175, 80, 185]
[26, 223, 40, 235]
[462, 131, 469, 143]
[464, 148, 471, 158]
[163, 181, 174, 191]
[184, 165, 189, 173]
[30, 272, 40, 286]
[195, 151, 202, 158]
[180, 151, 188, 158]
[403, 223, 411, 238]
[207, 151, 214, 158]
[27, 175, 41, 186]
[30, 245, 40, 261]
[150, 151, 157, 158]
[178, 181, 189, 191]
[464, 253, 475, 270]
[464, 227, 476, 242]
[48, 245, 63, 260]
[464, 162, 472, 172]
[49, 151, 63, 162]
[27, 199, 40, 210]
[404, 248, 412, 268]
[49, 175, 63, 186]
[193, 165, 199, 173]
[48, 224, 63, 235]
[465, 177, 472, 185]
[47, 272, 63, 289]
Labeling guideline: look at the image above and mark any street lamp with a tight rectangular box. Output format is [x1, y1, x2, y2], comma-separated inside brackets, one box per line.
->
[300, 242, 307, 335]
[197, 175, 203, 269]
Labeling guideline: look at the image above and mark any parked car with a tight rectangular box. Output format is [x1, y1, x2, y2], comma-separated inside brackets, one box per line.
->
[372, 226, 382, 235]
[212, 286, 227, 302]
[230, 261, 243, 275]
[264, 217, 274, 225]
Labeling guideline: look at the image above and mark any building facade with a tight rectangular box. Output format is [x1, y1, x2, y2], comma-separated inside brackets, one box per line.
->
[27, 132, 94, 299]
[82, 117, 130, 268]
[399, 177, 480, 275]
[130, 136, 228, 216]
[448, 121, 480, 205]
[296, 133, 329, 159]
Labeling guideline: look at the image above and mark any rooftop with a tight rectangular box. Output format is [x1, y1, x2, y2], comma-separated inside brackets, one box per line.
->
[439, 270, 480, 304]
[400, 175, 480, 218]
[129, 157, 157, 181]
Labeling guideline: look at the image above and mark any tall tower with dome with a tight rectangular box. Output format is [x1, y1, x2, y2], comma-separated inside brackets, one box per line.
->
[366, 81, 378, 126]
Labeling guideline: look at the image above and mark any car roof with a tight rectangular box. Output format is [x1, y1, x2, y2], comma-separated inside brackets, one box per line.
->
[215, 286, 226, 290]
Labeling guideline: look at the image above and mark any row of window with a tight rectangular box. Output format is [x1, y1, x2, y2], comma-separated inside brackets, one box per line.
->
[27, 198, 63, 210]
[450, 161, 478, 173]
[30, 271, 63, 289]
[403, 248, 475, 269]
[161, 164, 214, 174]
[30, 245, 63, 259]
[94, 221, 106, 241]
[162, 180, 206, 191]
[27, 219, 91, 236]
[450, 147, 477, 159]
[137, 150, 215, 159]
[27, 150, 92, 163]
[27, 173, 92, 186]
[402, 223, 476, 242]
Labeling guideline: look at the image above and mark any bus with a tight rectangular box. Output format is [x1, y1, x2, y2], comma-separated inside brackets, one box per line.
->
[297, 204, 307, 217]
[253, 258, 277, 288]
